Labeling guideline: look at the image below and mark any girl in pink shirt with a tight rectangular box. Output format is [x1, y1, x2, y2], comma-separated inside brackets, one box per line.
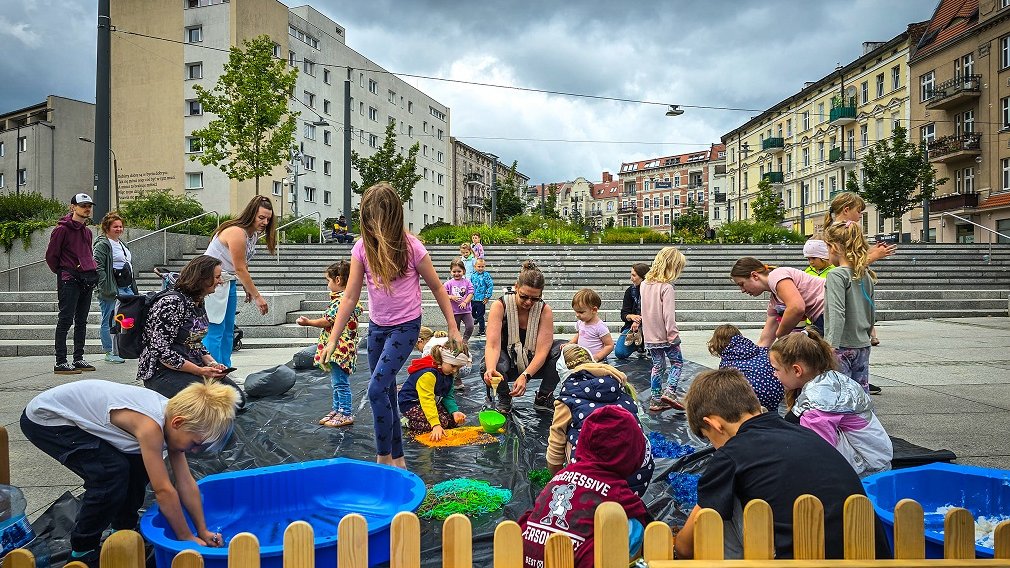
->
[321, 183, 461, 469]
[640, 247, 687, 412]
[731, 257, 826, 348]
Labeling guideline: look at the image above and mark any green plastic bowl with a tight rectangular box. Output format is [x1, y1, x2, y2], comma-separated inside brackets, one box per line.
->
[479, 409, 506, 434]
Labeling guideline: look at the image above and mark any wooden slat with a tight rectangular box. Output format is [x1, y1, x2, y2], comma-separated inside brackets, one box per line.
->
[228, 533, 260, 568]
[171, 550, 203, 568]
[793, 494, 825, 560]
[543, 533, 574, 568]
[694, 508, 725, 561]
[0, 425, 9, 486]
[649, 560, 1010, 567]
[995, 520, 1010, 560]
[493, 521, 523, 568]
[893, 498, 925, 560]
[743, 499, 774, 560]
[643, 521, 673, 562]
[100, 529, 146, 568]
[843, 494, 875, 560]
[390, 512, 420, 568]
[338, 514, 368, 568]
[65, 562, 89, 568]
[594, 502, 629, 568]
[1, 549, 34, 568]
[282, 521, 314, 568]
[442, 514, 472, 568]
[944, 507, 975, 560]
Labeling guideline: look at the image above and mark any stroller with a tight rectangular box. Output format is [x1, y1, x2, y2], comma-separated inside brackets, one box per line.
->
[154, 267, 243, 351]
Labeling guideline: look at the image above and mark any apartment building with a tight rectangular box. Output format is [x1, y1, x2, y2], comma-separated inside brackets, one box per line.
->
[449, 138, 529, 225]
[110, 0, 450, 230]
[615, 149, 715, 230]
[910, 0, 1010, 244]
[707, 144, 728, 227]
[722, 24, 926, 236]
[589, 171, 621, 229]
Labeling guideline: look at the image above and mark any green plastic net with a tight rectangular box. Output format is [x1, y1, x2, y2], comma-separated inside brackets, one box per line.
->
[416, 478, 513, 520]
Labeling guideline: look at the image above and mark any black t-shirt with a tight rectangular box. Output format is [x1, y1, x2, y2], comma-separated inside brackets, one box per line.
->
[697, 412, 891, 559]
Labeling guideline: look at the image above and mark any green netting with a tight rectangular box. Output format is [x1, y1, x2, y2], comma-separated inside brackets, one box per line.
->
[416, 478, 512, 520]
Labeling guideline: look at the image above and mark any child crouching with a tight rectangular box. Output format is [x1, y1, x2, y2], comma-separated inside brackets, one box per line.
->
[708, 324, 784, 411]
[398, 343, 472, 441]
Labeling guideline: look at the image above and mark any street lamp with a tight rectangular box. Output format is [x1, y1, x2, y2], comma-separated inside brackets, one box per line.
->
[666, 105, 685, 117]
[78, 136, 120, 210]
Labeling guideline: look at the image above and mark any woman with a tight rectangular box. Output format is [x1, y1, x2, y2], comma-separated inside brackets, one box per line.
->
[614, 262, 649, 360]
[482, 260, 565, 413]
[203, 196, 276, 367]
[138, 255, 243, 403]
[94, 212, 138, 364]
[730, 257, 826, 348]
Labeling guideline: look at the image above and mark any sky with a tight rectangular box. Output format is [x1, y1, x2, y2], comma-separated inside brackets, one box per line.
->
[1, 0, 936, 185]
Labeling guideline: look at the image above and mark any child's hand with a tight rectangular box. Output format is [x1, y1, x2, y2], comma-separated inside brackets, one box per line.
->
[452, 411, 466, 425]
[296, 316, 309, 326]
[430, 425, 445, 442]
[198, 529, 224, 548]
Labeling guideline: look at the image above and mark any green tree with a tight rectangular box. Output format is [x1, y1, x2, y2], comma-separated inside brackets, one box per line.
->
[351, 119, 423, 202]
[845, 125, 948, 234]
[673, 204, 708, 237]
[544, 183, 561, 219]
[751, 177, 786, 224]
[606, 216, 616, 229]
[486, 160, 526, 224]
[190, 35, 299, 196]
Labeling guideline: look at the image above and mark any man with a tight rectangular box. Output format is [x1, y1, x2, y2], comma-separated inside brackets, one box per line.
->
[332, 215, 353, 244]
[45, 193, 99, 375]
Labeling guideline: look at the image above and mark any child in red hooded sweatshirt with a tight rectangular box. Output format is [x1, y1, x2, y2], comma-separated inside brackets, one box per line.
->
[519, 405, 652, 568]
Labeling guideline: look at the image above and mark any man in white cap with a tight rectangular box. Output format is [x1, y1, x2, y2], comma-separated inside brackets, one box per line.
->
[45, 193, 99, 374]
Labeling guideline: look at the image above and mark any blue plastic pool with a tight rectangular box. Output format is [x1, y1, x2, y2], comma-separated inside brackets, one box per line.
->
[140, 457, 426, 568]
[863, 462, 1010, 558]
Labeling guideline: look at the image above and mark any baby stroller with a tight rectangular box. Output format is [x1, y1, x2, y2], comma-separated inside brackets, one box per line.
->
[154, 267, 243, 351]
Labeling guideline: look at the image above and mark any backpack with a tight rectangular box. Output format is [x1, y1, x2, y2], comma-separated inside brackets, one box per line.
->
[113, 290, 182, 359]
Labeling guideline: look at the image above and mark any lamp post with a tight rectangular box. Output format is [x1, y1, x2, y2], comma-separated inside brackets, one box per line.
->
[288, 146, 303, 218]
[488, 153, 499, 224]
[78, 136, 119, 210]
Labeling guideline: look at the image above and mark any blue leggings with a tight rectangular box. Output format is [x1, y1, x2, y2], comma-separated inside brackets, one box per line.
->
[648, 343, 683, 395]
[367, 316, 421, 458]
[203, 280, 237, 367]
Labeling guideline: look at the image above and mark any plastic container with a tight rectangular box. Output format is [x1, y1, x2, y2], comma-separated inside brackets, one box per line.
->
[140, 458, 426, 568]
[479, 410, 506, 434]
[0, 485, 35, 558]
[862, 462, 1010, 558]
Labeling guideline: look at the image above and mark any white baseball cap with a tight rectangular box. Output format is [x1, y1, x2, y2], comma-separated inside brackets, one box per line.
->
[71, 193, 94, 205]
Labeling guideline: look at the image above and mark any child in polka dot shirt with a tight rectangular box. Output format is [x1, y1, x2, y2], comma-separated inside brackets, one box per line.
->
[545, 344, 654, 497]
[708, 324, 784, 412]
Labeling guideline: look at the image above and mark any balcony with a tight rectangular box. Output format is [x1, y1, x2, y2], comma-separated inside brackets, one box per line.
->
[589, 210, 603, 217]
[829, 96, 857, 125]
[927, 132, 982, 163]
[929, 191, 979, 213]
[829, 146, 857, 165]
[464, 172, 484, 185]
[762, 171, 784, 185]
[761, 137, 785, 153]
[463, 195, 484, 209]
[925, 74, 982, 111]
[617, 205, 638, 215]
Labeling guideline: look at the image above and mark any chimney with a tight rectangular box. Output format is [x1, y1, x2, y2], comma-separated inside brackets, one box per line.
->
[602, 171, 612, 183]
[803, 81, 816, 90]
[862, 41, 886, 55]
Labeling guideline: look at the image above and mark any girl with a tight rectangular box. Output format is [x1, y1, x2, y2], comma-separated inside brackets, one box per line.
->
[471, 233, 485, 259]
[445, 257, 475, 342]
[641, 247, 687, 412]
[94, 212, 138, 364]
[615, 263, 650, 359]
[459, 243, 477, 280]
[297, 261, 362, 428]
[822, 221, 877, 394]
[415, 326, 448, 354]
[321, 182, 462, 469]
[707, 324, 784, 412]
[769, 328, 892, 478]
[730, 257, 826, 347]
[397, 344, 472, 442]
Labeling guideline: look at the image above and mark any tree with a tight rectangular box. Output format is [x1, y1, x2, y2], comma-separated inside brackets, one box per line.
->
[845, 125, 948, 234]
[486, 160, 526, 224]
[350, 119, 423, 202]
[544, 184, 561, 219]
[751, 177, 785, 224]
[673, 205, 708, 237]
[190, 35, 299, 196]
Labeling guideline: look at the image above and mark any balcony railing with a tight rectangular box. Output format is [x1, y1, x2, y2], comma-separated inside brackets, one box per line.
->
[688, 182, 704, 189]
[762, 171, 784, 184]
[927, 132, 982, 163]
[929, 191, 979, 213]
[761, 137, 785, 152]
[617, 205, 638, 214]
[925, 74, 982, 110]
[829, 96, 857, 124]
[464, 172, 484, 184]
[829, 146, 857, 163]
[463, 195, 484, 209]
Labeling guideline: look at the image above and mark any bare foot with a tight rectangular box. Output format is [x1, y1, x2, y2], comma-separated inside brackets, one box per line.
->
[391, 456, 407, 469]
[376, 454, 393, 466]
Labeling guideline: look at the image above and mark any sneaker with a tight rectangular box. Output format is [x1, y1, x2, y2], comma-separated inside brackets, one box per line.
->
[70, 549, 100, 568]
[868, 383, 882, 395]
[533, 391, 554, 412]
[660, 387, 685, 411]
[648, 396, 673, 412]
[496, 392, 513, 414]
[74, 359, 96, 372]
[104, 352, 126, 364]
[54, 362, 82, 375]
[634, 331, 644, 346]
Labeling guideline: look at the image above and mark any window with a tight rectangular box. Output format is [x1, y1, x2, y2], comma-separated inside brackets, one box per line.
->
[892, 112, 900, 132]
[956, 110, 975, 135]
[18, 136, 27, 152]
[437, 151, 444, 163]
[303, 59, 315, 76]
[785, 119, 793, 137]
[786, 153, 793, 172]
[674, 194, 681, 206]
[185, 172, 203, 189]
[437, 129, 444, 141]
[818, 141, 825, 162]
[818, 102, 825, 123]
[302, 155, 315, 171]
[876, 73, 884, 98]
[368, 79, 378, 94]
[818, 179, 825, 202]
[1004, 158, 1010, 191]
[643, 216, 650, 227]
[272, 42, 281, 58]
[920, 123, 935, 144]
[1002, 36, 1010, 69]
[430, 106, 446, 121]
[272, 181, 282, 196]
[422, 145, 428, 157]
[359, 102, 364, 116]
[920, 71, 934, 101]
[891, 65, 900, 90]
[860, 124, 868, 147]
[185, 137, 202, 153]
[802, 111, 810, 130]
[653, 214, 660, 226]
[437, 173, 444, 186]
[0, 141, 4, 157]
[802, 147, 810, 167]
[829, 176, 837, 196]
[369, 134, 378, 148]
[959, 53, 974, 77]
[323, 99, 331, 114]
[304, 186, 315, 202]
[186, 62, 202, 79]
[408, 125, 413, 138]
[323, 130, 331, 145]
[323, 160, 331, 175]
[408, 101, 413, 113]
[963, 167, 975, 193]
[876, 118, 884, 141]
[359, 73, 364, 88]
[304, 91, 315, 108]
[186, 99, 202, 115]
[304, 123, 316, 140]
[860, 81, 868, 104]
[388, 116, 395, 127]
[713, 208, 719, 220]
[388, 90, 396, 103]
[323, 190, 331, 205]
[368, 107, 377, 121]
[323, 68, 331, 84]
[185, 26, 202, 43]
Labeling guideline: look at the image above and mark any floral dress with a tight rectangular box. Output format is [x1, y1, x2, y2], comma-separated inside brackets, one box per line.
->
[313, 291, 363, 374]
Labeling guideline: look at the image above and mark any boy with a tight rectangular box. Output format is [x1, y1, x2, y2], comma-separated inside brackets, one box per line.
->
[568, 288, 614, 361]
[802, 239, 834, 278]
[520, 405, 652, 568]
[470, 233, 485, 259]
[21, 379, 237, 567]
[675, 369, 890, 560]
[470, 258, 494, 336]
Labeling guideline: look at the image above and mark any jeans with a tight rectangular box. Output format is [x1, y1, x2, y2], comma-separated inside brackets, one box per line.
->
[614, 328, 644, 360]
[471, 300, 487, 334]
[482, 339, 566, 398]
[647, 343, 683, 395]
[330, 366, 352, 414]
[836, 346, 871, 392]
[144, 366, 246, 407]
[55, 278, 95, 363]
[366, 316, 421, 459]
[99, 286, 135, 352]
[203, 280, 237, 367]
[454, 312, 474, 341]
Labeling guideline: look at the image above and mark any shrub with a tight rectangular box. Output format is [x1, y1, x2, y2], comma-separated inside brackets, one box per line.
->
[601, 227, 670, 244]
[278, 217, 323, 244]
[716, 221, 805, 244]
[526, 226, 585, 244]
[0, 192, 68, 251]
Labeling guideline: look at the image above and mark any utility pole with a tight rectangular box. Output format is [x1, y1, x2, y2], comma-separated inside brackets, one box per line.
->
[921, 141, 930, 242]
[93, 0, 112, 219]
[343, 78, 352, 223]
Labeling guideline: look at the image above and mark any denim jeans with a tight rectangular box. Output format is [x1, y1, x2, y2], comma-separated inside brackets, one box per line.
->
[614, 328, 644, 359]
[203, 280, 237, 367]
[471, 301, 487, 334]
[99, 286, 135, 353]
[55, 278, 95, 364]
[330, 366, 352, 414]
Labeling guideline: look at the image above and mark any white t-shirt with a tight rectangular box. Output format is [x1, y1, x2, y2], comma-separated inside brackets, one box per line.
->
[109, 238, 132, 270]
[26, 380, 167, 454]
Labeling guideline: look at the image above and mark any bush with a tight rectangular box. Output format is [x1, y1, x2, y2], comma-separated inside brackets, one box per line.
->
[0, 192, 67, 251]
[278, 217, 323, 244]
[119, 190, 224, 235]
[600, 227, 670, 244]
[526, 226, 585, 244]
[716, 221, 805, 244]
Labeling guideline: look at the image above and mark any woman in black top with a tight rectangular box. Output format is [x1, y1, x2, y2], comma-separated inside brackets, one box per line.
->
[614, 263, 649, 359]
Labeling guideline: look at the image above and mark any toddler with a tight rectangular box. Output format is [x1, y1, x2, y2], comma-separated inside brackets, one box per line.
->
[470, 258, 494, 336]
[802, 239, 835, 278]
[707, 324, 784, 412]
[641, 247, 687, 411]
[445, 258, 475, 341]
[397, 344, 472, 441]
[459, 243, 477, 280]
[567, 288, 614, 361]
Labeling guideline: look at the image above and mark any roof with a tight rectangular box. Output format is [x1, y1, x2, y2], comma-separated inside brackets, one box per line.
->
[979, 191, 1010, 210]
[619, 148, 714, 174]
[592, 180, 621, 198]
[912, 0, 978, 60]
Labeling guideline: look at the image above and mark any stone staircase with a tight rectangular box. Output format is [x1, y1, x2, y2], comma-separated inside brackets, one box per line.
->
[1, 242, 1007, 356]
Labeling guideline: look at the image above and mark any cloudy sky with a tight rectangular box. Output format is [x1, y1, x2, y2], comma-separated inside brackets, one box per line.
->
[2, 0, 934, 184]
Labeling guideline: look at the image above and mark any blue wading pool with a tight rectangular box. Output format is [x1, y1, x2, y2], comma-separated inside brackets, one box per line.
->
[863, 462, 1010, 558]
[140, 457, 426, 568]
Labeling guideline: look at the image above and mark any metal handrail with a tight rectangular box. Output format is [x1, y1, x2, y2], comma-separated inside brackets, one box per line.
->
[274, 211, 323, 262]
[940, 212, 1010, 261]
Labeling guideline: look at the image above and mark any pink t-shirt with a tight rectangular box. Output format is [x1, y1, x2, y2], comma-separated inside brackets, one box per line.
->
[766, 267, 826, 321]
[576, 319, 611, 356]
[444, 277, 474, 315]
[351, 233, 429, 326]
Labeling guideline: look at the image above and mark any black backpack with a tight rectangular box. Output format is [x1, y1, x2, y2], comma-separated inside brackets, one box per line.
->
[113, 290, 182, 359]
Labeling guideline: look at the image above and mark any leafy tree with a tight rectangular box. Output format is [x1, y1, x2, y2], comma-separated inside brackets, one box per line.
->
[190, 35, 299, 196]
[486, 160, 526, 224]
[606, 216, 616, 229]
[845, 125, 947, 234]
[673, 205, 708, 237]
[751, 177, 785, 224]
[351, 119, 423, 202]
[544, 184, 561, 219]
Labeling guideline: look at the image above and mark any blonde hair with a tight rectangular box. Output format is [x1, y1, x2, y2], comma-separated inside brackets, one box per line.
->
[417, 326, 435, 345]
[823, 221, 876, 282]
[459, 243, 473, 255]
[571, 288, 601, 310]
[823, 191, 865, 229]
[645, 247, 686, 283]
[430, 342, 470, 365]
[165, 380, 237, 444]
[707, 324, 742, 356]
[563, 344, 593, 369]
[359, 182, 409, 292]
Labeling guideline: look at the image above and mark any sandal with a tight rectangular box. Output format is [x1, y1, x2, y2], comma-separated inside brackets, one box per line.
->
[325, 413, 354, 427]
[871, 337, 880, 346]
[319, 411, 338, 425]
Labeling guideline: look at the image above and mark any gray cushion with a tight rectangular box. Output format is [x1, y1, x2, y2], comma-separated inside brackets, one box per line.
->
[291, 345, 318, 370]
[244, 365, 297, 397]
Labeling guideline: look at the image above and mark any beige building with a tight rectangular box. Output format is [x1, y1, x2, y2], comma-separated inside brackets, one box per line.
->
[707, 144, 728, 227]
[449, 138, 528, 225]
[616, 148, 717, 231]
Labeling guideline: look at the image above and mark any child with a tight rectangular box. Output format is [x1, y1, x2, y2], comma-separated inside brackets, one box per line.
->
[321, 182, 462, 469]
[730, 257, 825, 346]
[445, 257, 475, 342]
[297, 260, 362, 428]
[769, 329, 892, 478]
[640, 247, 687, 411]
[822, 220, 877, 394]
[397, 344, 472, 441]
[470, 233, 485, 259]
[470, 258, 494, 337]
[567, 288, 614, 361]
[802, 239, 834, 278]
[548, 345, 654, 496]
[21, 380, 236, 566]
[415, 326, 448, 354]
[459, 242, 477, 280]
[675, 369, 890, 560]
[519, 405, 652, 568]
[707, 324, 784, 412]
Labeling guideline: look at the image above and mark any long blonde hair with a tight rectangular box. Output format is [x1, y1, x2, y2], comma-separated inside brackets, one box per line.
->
[359, 182, 408, 292]
[645, 246, 686, 283]
[822, 220, 876, 282]
[822, 191, 865, 230]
